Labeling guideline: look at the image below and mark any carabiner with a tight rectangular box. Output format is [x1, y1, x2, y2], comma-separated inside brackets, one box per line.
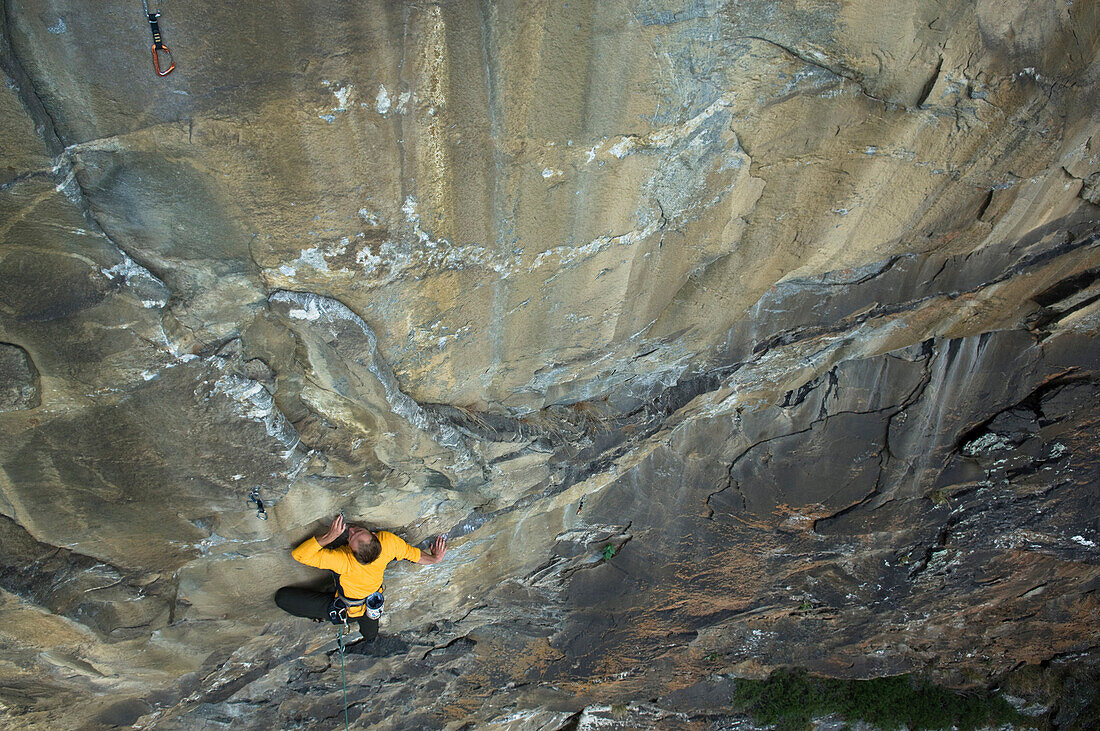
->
[152, 43, 175, 76]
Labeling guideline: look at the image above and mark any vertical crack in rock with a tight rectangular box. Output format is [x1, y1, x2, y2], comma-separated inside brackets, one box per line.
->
[882, 340, 937, 463]
[0, 4, 62, 157]
[706, 425, 814, 519]
[737, 35, 894, 107]
[0, 3, 170, 310]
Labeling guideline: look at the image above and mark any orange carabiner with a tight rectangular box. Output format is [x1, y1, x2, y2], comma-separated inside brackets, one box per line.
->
[152, 43, 174, 76]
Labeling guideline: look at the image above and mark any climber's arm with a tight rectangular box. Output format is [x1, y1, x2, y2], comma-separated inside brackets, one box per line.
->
[290, 515, 351, 570]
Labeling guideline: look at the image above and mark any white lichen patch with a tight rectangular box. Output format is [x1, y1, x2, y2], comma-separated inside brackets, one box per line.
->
[608, 137, 635, 159]
[312, 195, 665, 287]
[963, 432, 1012, 456]
[334, 86, 352, 110]
[1012, 67, 1043, 81]
[398, 196, 508, 275]
[188, 533, 234, 556]
[317, 80, 353, 122]
[375, 84, 392, 114]
[528, 218, 661, 271]
[355, 245, 385, 274]
[320, 80, 353, 110]
[292, 247, 329, 272]
[412, 320, 474, 352]
[285, 298, 324, 321]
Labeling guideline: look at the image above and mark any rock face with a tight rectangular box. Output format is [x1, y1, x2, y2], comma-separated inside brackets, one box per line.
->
[0, 0, 1097, 728]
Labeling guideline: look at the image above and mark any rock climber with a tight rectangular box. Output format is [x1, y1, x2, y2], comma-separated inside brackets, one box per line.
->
[274, 514, 446, 646]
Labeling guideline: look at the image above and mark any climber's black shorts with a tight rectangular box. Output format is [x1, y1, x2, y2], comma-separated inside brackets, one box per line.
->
[274, 586, 378, 641]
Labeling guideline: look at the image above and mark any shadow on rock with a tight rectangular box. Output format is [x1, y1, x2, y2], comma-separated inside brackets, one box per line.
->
[339, 635, 410, 658]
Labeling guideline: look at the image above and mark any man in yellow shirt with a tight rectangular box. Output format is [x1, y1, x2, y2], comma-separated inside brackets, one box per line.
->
[275, 514, 446, 644]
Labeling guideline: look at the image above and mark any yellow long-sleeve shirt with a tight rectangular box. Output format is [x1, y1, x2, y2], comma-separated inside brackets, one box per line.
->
[290, 531, 421, 618]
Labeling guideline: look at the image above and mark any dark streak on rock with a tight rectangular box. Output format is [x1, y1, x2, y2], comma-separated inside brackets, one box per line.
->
[917, 56, 944, 107]
[976, 189, 995, 221]
[0, 514, 173, 639]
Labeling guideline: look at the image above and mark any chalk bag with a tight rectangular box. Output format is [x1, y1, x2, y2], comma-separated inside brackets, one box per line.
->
[364, 592, 384, 620]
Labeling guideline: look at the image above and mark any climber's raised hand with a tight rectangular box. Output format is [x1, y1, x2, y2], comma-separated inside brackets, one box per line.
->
[417, 534, 447, 564]
[318, 514, 346, 546]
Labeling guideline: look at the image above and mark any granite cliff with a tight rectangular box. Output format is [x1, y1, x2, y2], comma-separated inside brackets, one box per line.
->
[0, 1, 1098, 728]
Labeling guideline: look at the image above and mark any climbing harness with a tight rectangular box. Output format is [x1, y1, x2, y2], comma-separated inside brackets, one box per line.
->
[248, 487, 268, 520]
[327, 579, 383, 624]
[335, 620, 351, 731]
[140, 0, 175, 76]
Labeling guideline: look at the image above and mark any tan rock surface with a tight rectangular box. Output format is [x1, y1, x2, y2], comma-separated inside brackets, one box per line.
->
[0, 1, 1098, 728]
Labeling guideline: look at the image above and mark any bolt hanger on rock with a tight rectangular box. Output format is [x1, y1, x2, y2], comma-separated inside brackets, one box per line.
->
[141, 0, 175, 76]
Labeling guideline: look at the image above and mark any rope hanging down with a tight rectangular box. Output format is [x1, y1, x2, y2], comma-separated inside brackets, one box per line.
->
[336, 622, 351, 731]
[140, 0, 175, 76]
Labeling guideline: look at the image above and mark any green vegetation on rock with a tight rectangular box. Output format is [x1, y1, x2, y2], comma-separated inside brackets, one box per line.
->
[731, 668, 1029, 730]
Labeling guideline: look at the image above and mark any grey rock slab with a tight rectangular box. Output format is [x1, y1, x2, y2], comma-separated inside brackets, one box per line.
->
[267, 290, 483, 488]
[0, 355, 303, 571]
[0, 514, 171, 640]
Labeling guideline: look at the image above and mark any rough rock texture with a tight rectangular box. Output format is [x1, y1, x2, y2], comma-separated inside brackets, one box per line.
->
[0, 0, 1098, 728]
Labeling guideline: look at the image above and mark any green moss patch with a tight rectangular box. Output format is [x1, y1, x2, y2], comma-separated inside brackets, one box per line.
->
[731, 668, 1030, 730]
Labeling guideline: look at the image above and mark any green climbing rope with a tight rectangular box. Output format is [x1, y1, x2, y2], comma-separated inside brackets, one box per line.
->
[336, 624, 350, 731]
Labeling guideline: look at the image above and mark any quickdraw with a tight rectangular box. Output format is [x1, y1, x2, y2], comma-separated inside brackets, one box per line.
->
[248, 487, 267, 520]
[140, 0, 175, 76]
